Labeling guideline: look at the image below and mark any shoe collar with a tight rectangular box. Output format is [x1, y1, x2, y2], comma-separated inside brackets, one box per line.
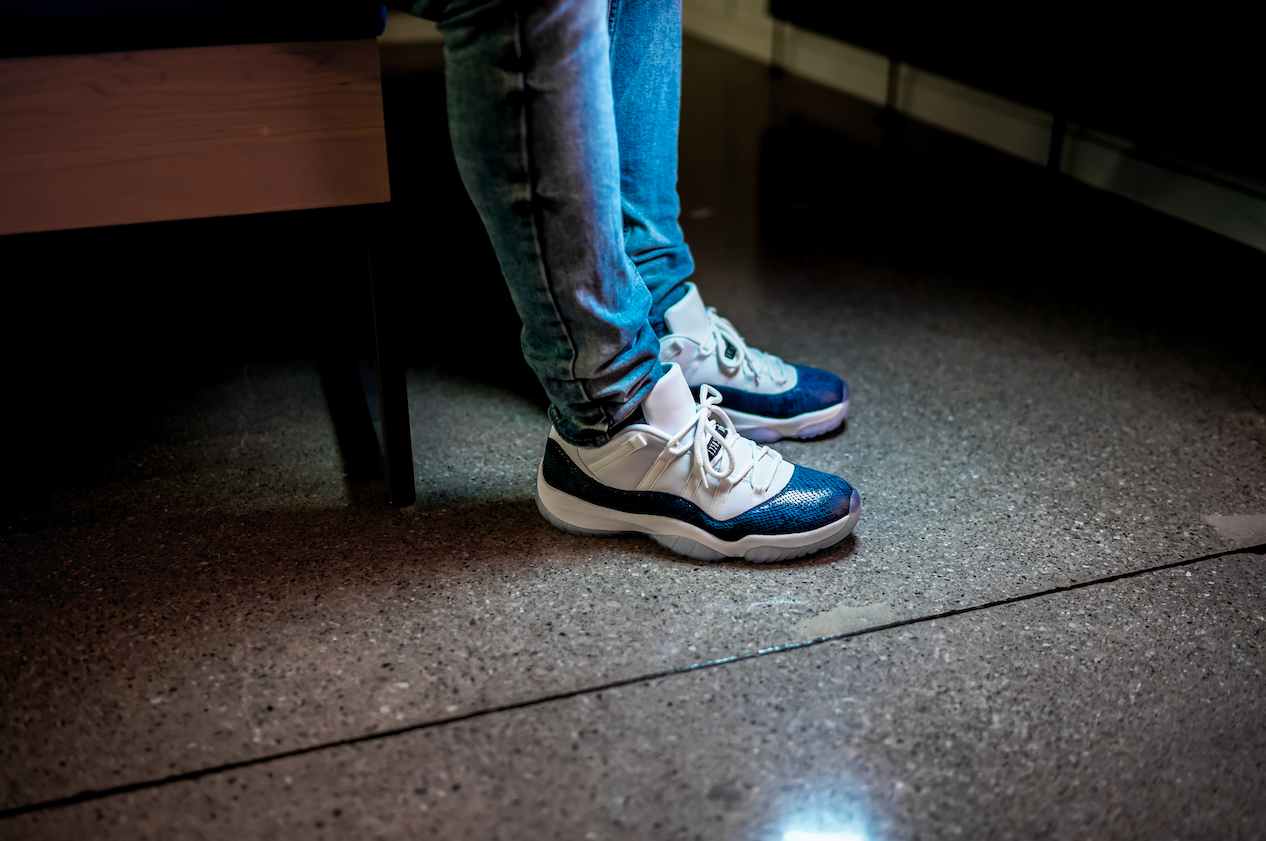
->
[641, 363, 697, 435]
[662, 282, 711, 340]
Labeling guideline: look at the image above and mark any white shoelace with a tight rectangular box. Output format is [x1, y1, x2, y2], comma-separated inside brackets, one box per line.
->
[700, 308, 791, 387]
[665, 385, 783, 494]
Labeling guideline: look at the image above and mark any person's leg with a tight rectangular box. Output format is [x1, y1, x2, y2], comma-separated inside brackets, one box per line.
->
[605, 0, 849, 443]
[402, 0, 860, 559]
[414, 0, 660, 446]
[606, 0, 693, 334]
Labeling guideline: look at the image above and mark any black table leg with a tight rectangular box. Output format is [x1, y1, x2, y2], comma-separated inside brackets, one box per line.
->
[364, 219, 416, 507]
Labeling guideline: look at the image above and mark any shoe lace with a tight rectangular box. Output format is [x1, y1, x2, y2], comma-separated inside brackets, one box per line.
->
[665, 384, 783, 494]
[699, 308, 791, 387]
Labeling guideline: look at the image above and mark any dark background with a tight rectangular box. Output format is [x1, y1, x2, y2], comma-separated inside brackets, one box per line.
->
[4, 27, 1264, 501]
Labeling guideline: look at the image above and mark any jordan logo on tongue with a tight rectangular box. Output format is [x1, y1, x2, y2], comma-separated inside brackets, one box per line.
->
[706, 425, 728, 462]
[724, 339, 738, 361]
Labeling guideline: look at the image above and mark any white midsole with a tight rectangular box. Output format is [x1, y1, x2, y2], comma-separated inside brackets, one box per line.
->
[536, 461, 859, 555]
[723, 399, 848, 438]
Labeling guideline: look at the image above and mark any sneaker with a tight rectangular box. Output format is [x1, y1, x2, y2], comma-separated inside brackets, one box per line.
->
[535, 363, 861, 562]
[658, 283, 849, 443]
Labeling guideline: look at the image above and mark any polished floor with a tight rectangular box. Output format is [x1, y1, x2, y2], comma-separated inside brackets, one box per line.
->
[2, 38, 1265, 840]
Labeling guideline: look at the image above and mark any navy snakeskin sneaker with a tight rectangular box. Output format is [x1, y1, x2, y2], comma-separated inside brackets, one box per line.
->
[658, 283, 848, 443]
[535, 364, 860, 562]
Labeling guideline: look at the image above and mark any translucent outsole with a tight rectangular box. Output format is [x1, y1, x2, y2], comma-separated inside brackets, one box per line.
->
[731, 399, 850, 444]
[535, 486, 861, 564]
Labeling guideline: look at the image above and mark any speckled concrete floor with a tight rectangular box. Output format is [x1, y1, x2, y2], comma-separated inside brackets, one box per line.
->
[2, 38, 1264, 840]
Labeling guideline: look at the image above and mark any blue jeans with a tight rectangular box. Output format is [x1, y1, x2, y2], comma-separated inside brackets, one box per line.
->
[402, 0, 694, 446]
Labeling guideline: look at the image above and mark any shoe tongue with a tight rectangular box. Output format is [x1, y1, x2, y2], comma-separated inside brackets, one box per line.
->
[642, 363, 698, 434]
[662, 283, 711, 340]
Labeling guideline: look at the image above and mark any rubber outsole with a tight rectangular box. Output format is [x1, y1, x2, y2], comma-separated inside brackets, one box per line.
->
[535, 462, 861, 563]
[724, 398, 849, 444]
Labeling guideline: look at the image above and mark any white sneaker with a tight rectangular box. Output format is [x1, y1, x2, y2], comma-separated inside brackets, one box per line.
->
[658, 283, 849, 443]
[535, 364, 861, 562]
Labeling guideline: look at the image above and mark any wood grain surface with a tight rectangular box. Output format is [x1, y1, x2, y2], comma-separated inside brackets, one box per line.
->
[0, 39, 391, 235]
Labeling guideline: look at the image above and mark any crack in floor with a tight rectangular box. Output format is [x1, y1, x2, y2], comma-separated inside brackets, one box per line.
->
[3, 541, 1260, 822]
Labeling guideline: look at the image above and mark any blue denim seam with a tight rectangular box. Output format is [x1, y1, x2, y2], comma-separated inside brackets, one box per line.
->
[606, 0, 621, 46]
[509, 4, 605, 434]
